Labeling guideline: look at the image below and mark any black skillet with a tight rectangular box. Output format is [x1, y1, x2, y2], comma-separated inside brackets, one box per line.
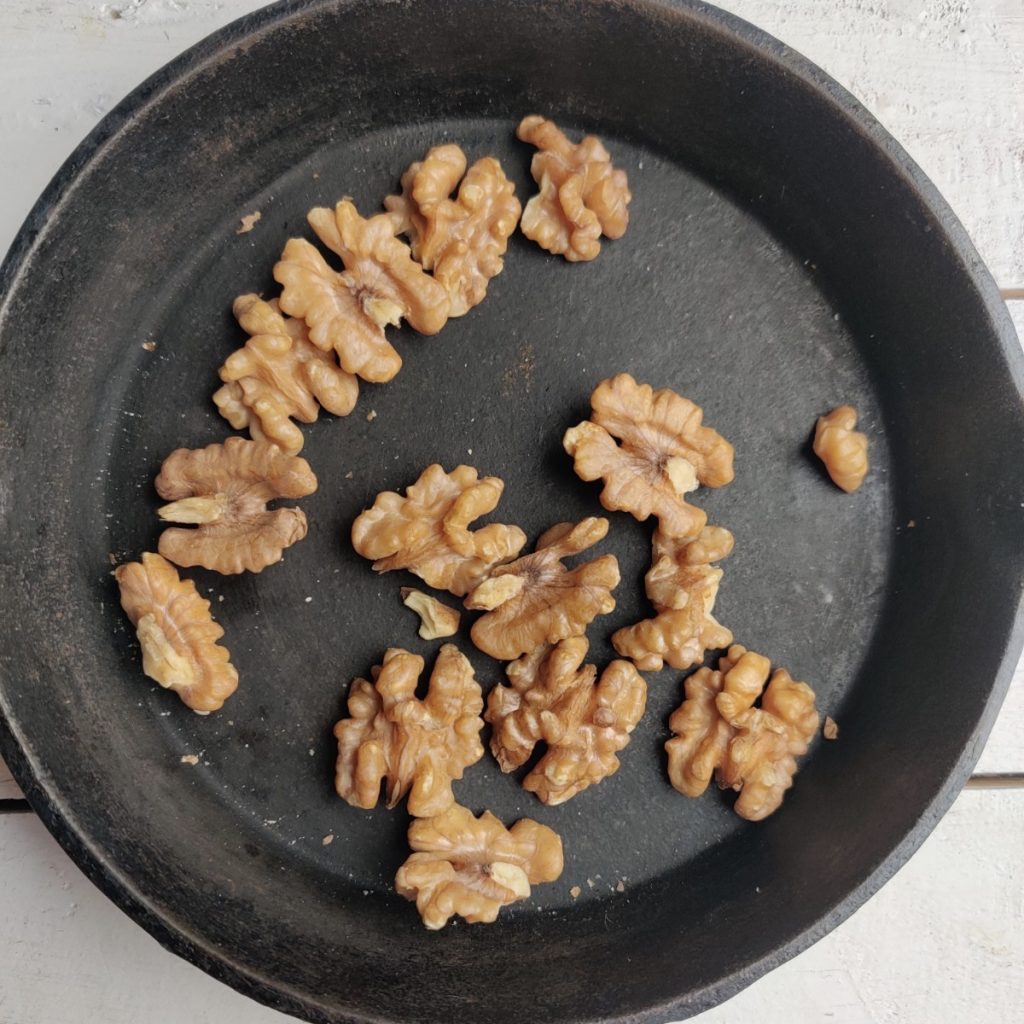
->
[1, 1, 1022, 1022]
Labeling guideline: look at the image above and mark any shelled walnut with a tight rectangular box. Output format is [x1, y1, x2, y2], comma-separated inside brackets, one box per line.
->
[273, 199, 449, 384]
[466, 518, 620, 661]
[395, 803, 563, 929]
[213, 294, 358, 456]
[115, 552, 238, 713]
[665, 645, 819, 820]
[155, 437, 317, 575]
[385, 144, 521, 316]
[516, 115, 631, 261]
[613, 525, 734, 671]
[333, 644, 484, 818]
[351, 464, 526, 597]
[400, 587, 461, 640]
[564, 374, 734, 539]
[486, 637, 646, 805]
[813, 405, 869, 492]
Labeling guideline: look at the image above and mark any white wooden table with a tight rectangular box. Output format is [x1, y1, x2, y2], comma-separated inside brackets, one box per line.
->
[1, 2, 1022, 1022]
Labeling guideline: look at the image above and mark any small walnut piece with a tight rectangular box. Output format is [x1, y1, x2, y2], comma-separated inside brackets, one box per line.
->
[333, 645, 483, 817]
[813, 405, 869, 492]
[564, 374, 734, 539]
[115, 552, 238, 713]
[155, 437, 317, 575]
[486, 637, 646, 804]
[613, 526, 734, 671]
[351, 464, 526, 597]
[466, 518, 620, 661]
[213, 294, 358, 456]
[400, 587, 461, 640]
[385, 145, 522, 316]
[274, 199, 450, 384]
[823, 715, 839, 740]
[395, 803, 563, 929]
[516, 115, 631, 261]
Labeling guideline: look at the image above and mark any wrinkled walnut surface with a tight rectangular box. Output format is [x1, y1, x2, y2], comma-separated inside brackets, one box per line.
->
[333, 644, 483, 817]
[613, 525, 734, 671]
[115, 552, 238, 713]
[213, 294, 358, 455]
[395, 803, 563, 929]
[466, 518, 619, 661]
[516, 115, 631, 261]
[486, 637, 646, 805]
[564, 374, 734, 539]
[352, 464, 526, 597]
[813, 405, 869, 493]
[274, 199, 449, 384]
[400, 587, 461, 640]
[385, 144, 521, 316]
[155, 437, 317, 575]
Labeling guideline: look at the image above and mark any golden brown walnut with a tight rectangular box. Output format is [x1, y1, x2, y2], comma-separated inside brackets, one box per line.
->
[400, 587, 461, 640]
[385, 144, 521, 316]
[115, 552, 238, 713]
[395, 803, 564, 929]
[333, 644, 484, 817]
[155, 437, 317, 575]
[516, 115, 631, 262]
[665, 644, 819, 819]
[813, 405, 869, 492]
[564, 374, 734, 539]
[351, 464, 526, 597]
[466, 518, 620, 661]
[612, 525, 734, 671]
[486, 637, 646, 805]
[213, 294, 358, 456]
[273, 199, 450, 384]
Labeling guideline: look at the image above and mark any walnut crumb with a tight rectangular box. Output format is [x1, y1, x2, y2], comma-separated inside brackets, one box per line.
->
[344, 471, 354, 479]
[823, 716, 839, 740]
[237, 211, 262, 234]
[142, 340, 157, 352]
[615, 880, 625, 893]
[401, 587, 460, 639]
[366, 409, 377, 422]
[322, 834, 334, 846]
[180, 754, 200, 765]
[107, 552, 118, 566]
[569, 885, 582, 899]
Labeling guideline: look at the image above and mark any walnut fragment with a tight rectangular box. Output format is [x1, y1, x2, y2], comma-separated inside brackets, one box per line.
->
[486, 637, 646, 805]
[396, 803, 563, 929]
[385, 144, 521, 316]
[516, 115, 631, 261]
[333, 645, 484, 817]
[613, 525, 734, 671]
[813, 405, 869, 493]
[274, 199, 449, 384]
[466, 518, 620, 661]
[665, 645, 819, 820]
[156, 437, 317, 575]
[115, 552, 238, 713]
[352, 464, 526, 597]
[213, 294, 359, 455]
[401, 587, 461, 640]
[564, 374, 734, 539]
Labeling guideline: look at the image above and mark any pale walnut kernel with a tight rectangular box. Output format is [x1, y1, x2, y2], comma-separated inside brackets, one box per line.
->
[333, 645, 483, 818]
[385, 145, 521, 316]
[273, 199, 449, 383]
[516, 115, 631, 261]
[115, 552, 238, 713]
[612, 526, 734, 671]
[486, 637, 646, 805]
[564, 374, 734, 539]
[813, 405, 869, 493]
[466, 518, 620, 661]
[400, 587, 461, 640]
[395, 803, 563, 929]
[351, 464, 526, 597]
[213, 294, 358, 456]
[155, 437, 316, 575]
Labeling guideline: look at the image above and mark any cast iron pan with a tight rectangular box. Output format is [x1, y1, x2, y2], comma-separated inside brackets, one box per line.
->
[1, 1, 1022, 1021]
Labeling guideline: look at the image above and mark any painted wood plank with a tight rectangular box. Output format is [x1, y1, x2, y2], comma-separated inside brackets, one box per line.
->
[0, 788, 1019, 1023]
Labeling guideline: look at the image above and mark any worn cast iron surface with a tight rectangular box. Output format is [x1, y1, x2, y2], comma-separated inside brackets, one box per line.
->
[1, 1, 1022, 1021]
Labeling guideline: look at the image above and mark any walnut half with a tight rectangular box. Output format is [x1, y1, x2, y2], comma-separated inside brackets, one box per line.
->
[155, 437, 317, 575]
[115, 552, 238, 713]
[813, 405, 869, 492]
[395, 803, 564, 929]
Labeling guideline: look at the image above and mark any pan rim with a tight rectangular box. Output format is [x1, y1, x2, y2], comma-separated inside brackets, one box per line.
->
[1, 1, 1021, 1022]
